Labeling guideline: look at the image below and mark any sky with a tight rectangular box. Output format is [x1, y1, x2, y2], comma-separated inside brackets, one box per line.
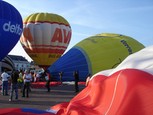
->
[3, 0, 153, 62]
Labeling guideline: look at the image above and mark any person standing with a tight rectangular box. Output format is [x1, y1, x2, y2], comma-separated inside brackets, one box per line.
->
[59, 71, 63, 84]
[44, 71, 51, 92]
[9, 70, 19, 101]
[1, 69, 10, 96]
[22, 70, 32, 98]
[73, 70, 79, 92]
[35, 72, 40, 82]
[18, 69, 24, 92]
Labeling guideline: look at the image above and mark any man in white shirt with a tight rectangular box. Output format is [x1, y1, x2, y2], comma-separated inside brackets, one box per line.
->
[1, 69, 10, 95]
[22, 70, 32, 98]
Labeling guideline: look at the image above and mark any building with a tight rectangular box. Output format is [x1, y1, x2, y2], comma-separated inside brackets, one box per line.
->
[8, 55, 31, 71]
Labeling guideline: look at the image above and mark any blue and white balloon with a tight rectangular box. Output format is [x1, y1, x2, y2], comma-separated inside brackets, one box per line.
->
[0, 1, 23, 60]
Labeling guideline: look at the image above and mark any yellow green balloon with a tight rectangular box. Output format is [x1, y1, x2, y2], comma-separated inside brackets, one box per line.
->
[48, 33, 145, 81]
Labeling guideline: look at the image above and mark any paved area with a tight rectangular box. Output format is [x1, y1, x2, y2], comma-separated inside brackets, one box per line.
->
[0, 84, 85, 110]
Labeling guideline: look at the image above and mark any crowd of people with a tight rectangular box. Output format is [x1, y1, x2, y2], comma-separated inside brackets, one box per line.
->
[0, 69, 91, 102]
[0, 69, 51, 102]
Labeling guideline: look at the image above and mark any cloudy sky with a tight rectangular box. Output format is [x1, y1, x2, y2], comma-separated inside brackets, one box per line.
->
[3, 0, 153, 61]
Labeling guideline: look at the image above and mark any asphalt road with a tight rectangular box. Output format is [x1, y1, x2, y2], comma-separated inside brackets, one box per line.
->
[0, 84, 85, 111]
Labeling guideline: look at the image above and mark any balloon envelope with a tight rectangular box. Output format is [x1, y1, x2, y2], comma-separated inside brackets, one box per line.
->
[51, 69, 153, 115]
[0, 108, 54, 115]
[52, 45, 153, 114]
[20, 13, 72, 68]
[0, 1, 23, 61]
[48, 33, 145, 81]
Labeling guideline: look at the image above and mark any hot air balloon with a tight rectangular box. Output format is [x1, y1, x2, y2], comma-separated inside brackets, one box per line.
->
[50, 69, 153, 115]
[50, 46, 153, 115]
[20, 13, 72, 69]
[48, 33, 145, 81]
[0, 1, 23, 61]
[0, 108, 55, 115]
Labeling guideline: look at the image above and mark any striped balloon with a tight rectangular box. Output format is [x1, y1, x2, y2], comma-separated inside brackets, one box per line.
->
[20, 13, 72, 69]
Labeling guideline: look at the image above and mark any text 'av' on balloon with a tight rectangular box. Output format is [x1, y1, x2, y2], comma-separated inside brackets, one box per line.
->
[20, 13, 72, 70]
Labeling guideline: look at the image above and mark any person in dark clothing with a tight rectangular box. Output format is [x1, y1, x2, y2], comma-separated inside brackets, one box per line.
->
[9, 70, 19, 101]
[59, 71, 63, 84]
[73, 70, 79, 92]
[44, 71, 51, 92]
